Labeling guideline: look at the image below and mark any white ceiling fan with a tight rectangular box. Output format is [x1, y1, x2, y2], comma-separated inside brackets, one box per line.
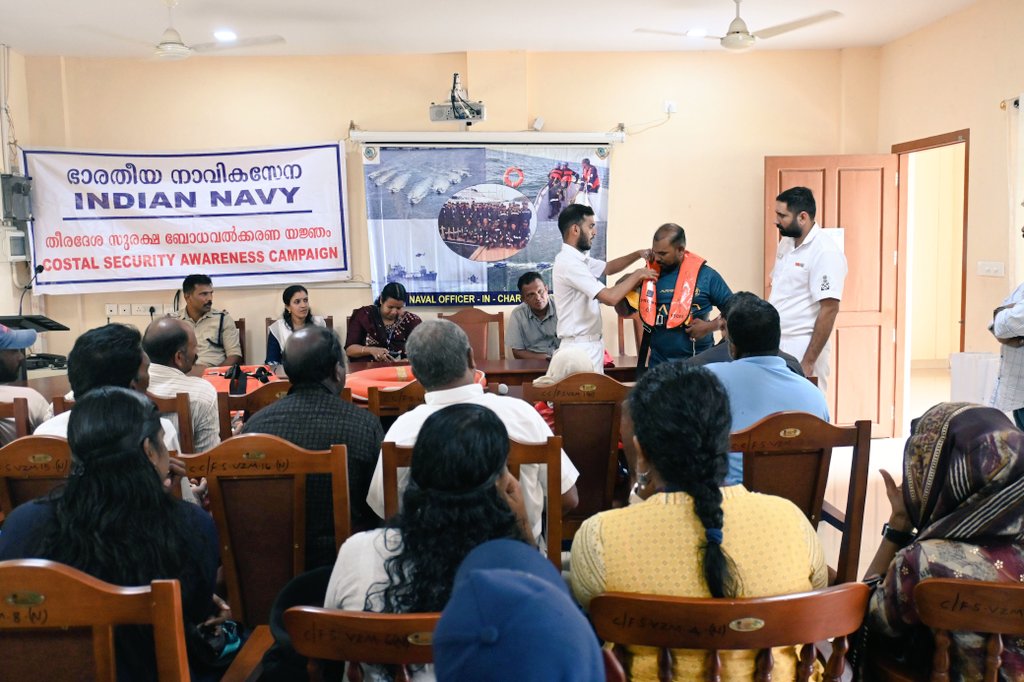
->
[637, 0, 841, 52]
[154, 0, 285, 60]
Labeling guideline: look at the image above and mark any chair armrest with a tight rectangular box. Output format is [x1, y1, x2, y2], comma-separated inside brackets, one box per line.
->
[221, 624, 273, 682]
[822, 500, 845, 530]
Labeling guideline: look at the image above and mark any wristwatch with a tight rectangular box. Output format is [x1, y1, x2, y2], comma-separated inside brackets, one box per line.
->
[881, 522, 916, 548]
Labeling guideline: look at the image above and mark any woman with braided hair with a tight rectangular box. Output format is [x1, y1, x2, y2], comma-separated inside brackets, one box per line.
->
[570, 362, 827, 680]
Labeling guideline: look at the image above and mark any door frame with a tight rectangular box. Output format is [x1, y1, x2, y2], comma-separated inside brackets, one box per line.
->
[891, 129, 970, 435]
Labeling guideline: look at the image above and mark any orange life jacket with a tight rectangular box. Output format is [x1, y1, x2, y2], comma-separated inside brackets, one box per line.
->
[582, 165, 600, 191]
[638, 252, 705, 329]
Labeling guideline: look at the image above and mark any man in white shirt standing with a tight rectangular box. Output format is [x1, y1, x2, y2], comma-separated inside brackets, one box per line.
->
[143, 317, 220, 452]
[552, 204, 656, 372]
[768, 187, 847, 394]
[990, 224, 1024, 428]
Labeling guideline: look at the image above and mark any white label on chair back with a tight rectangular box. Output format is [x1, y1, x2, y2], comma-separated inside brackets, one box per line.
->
[408, 632, 433, 646]
[778, 428, 802, 439]
[5, 591, 45, 606]
[28, 454, 53, 464]
[578, 383, 597, 393]
[243, 451, 267, 460]
[728, 617, 765, 632]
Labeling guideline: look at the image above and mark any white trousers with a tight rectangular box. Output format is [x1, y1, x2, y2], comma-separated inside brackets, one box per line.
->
[780, 335, 830, 396]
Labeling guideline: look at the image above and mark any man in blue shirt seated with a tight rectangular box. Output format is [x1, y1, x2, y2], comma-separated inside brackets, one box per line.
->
[706, 292, 829, 486]
[637, 223, 733, 367]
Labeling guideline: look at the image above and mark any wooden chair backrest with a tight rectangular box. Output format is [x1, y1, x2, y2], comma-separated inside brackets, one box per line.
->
[217, 379, 292, 440]
[235, 317, 247, 364]
[522, 372, 629, 539]
[341, 387, 353, 403]
[205, 434, 350, 626]
[590, 583, 870, 682]
[914, 578, 1024, 681]
[381, 436, 563, 571]
[0, 435, 72, 517]
[264, 316, 334, 331]
[617, 312, 643, 355]
[367, 380, 425, 418]
[437, 308, 505, 360]
[175, 452, 210, 480]
[729, 412, 871, 584]
[284, 606, 440, 682]
[0, 559, 190, 682]
[52, 395, 73, 415]
[0, 397, 31, 441]
[146, 391, 195, 454]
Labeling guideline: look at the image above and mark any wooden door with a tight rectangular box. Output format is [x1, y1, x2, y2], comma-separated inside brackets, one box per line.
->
[765, 155, 898, 438]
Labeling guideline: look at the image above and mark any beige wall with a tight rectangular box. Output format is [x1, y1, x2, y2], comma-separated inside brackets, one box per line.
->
[878, 0, 1023, 352]
[909, 144, 965, 363]
[11, 47, 880, 360]
[7, 0, 1019, 361]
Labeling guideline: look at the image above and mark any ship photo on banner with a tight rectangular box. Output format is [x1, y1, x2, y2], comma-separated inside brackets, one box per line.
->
[23, 142, 350, 295]
[363, 144, 610, 306]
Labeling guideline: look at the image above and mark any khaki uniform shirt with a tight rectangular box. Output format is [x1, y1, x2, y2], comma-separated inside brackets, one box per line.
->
[176, 308, 242, 367]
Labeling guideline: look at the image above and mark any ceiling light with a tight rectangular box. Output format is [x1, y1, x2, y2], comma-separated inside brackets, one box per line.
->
[686, 28, 708, 38]
[214, 29, 237, 42]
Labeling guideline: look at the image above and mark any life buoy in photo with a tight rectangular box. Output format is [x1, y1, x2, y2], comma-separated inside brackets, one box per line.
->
[503, 166, 525, 188]
[346, 366, 487, 401]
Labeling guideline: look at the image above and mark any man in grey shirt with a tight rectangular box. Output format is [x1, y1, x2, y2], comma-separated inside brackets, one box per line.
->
[507, 272, 559, 360]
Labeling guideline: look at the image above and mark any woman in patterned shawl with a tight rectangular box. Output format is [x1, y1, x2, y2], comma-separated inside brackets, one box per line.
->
[865, 402, 1024, 680]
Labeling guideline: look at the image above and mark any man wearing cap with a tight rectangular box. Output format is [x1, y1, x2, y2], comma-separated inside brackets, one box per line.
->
[434, 539, 625, 682]
[175, 274, 242, 371]
[0, 324, 52, 445]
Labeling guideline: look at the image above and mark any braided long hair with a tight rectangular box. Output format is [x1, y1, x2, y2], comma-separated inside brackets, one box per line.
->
[628, 363, 741, 598]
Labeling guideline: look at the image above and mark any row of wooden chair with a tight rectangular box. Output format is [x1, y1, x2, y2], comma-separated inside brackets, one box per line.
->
[5, 557, 1023, 682]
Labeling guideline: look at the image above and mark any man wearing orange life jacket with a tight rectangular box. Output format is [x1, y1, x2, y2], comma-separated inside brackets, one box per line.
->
[578, 158, 603, 218]
[637, 223, 733, 368]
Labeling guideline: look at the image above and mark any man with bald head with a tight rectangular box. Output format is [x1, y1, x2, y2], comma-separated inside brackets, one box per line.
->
[143, 316, 220, 452]
[635, 223, 733, 368]
[242, 326, 383, 569]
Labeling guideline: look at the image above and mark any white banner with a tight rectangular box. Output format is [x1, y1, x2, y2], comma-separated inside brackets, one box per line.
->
[22, 143, 351, 294]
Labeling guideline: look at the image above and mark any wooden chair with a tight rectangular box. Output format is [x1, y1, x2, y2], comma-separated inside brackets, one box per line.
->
[0, 397, 31, 441]
[589, 582, 870, 682]
[205, 434, 351, 627]
[729, 412, 871, 585]
[0, 558, 190, 681]
[437, 308, 505, 360]
[146, 391, 195, 454]
[367, 380, 425, 418]
[617, 312, 643, 355]
[264, 316, 334, 331]
[912, 578, 1024, 681]
[0, 435, 72, 517]
[381, 436, 563, 570]
[52, 395, 73, 415]
[217, 379, 292, 440]
[284, 606, 440, 682]
[236, 317, 247, 364]
[522, 372, 630, 540]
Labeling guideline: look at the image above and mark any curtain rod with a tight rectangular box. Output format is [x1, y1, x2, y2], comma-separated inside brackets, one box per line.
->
[1000, 97, 1020, 110]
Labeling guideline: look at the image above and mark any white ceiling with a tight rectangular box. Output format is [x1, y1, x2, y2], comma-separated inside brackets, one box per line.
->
[1, 0, 978, 58]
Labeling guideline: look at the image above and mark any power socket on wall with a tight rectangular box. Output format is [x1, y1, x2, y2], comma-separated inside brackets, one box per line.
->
[977, 261, 1005, 277]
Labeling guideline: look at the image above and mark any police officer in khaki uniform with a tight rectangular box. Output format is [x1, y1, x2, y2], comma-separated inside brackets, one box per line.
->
[175, 274, 242, 371]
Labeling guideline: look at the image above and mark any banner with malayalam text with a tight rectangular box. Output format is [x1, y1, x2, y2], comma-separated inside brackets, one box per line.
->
[363, 144, 611, 306]
[23, 143, 350, 294]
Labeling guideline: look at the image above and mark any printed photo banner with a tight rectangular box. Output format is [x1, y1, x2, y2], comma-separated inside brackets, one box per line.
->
[363, 144, 610, 306]
[22, 143, 350, 295]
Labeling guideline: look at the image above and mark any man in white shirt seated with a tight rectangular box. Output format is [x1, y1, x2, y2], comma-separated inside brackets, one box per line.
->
[366, 319, 579, 547]
[0, 324, 52, 445]
[142, 317, 220, 452]
[35, 324, 181, 453]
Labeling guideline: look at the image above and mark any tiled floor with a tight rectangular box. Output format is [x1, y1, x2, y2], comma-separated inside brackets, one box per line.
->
[821, 367, 952, 578]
